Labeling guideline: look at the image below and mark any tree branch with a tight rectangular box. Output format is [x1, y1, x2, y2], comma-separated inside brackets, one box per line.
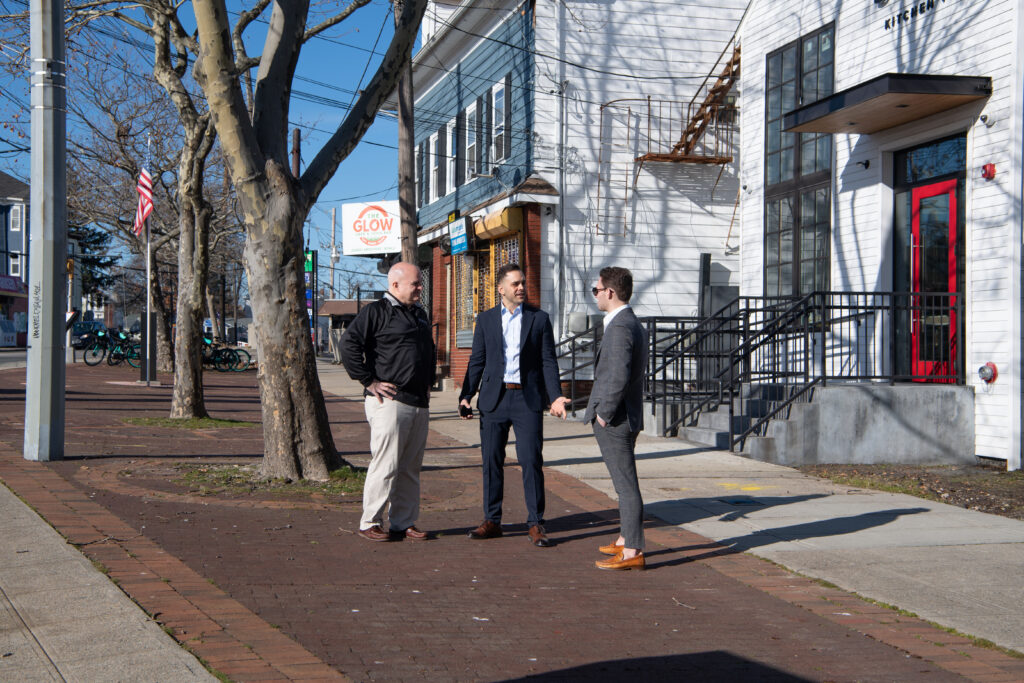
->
[303, 0, 371, 42]
[302, 0, 427, 203]
[251, 0, 308, 166]
[192, 0, 263, 188]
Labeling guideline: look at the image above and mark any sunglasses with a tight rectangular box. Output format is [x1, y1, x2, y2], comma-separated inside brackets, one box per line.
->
[591, 286, 608, 296]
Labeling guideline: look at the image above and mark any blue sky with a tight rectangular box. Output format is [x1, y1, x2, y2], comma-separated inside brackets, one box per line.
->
[0, 0, 404, 295]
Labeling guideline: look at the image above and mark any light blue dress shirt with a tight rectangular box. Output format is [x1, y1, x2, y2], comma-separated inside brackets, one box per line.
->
[501, 304, 522, 383]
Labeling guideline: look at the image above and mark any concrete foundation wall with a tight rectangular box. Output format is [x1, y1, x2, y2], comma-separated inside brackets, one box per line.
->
[748, 384, 975, 466]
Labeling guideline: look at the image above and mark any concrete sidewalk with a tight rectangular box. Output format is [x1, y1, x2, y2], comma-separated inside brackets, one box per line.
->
[0, 482, 214, 682]
[319, 361, 1024, 655]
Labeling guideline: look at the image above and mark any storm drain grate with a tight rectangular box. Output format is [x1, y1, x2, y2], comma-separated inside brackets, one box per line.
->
[718, 498, 765, 506]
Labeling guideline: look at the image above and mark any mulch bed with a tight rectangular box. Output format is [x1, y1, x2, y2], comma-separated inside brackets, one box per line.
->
[799, 462, 1024, 521]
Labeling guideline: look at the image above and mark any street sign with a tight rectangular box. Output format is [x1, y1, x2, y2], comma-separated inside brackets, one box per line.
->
[449, 216, 470, 255]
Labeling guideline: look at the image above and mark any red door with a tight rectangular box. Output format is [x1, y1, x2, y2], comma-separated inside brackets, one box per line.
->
[910, 179, 957, 381]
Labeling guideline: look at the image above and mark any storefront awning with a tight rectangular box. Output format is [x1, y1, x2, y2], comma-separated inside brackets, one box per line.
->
[0, 275, 26, 298]
[783, 73, 991, 134]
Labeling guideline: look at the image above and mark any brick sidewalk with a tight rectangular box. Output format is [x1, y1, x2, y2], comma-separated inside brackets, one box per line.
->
[2, 365, 1023, 682]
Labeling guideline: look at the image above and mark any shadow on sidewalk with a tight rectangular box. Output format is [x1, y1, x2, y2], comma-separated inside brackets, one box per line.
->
[548, 445, 713, 467]
[501, 651, 813, 682]
[644, 507, 930, 569]
[428, 510, 626, 541]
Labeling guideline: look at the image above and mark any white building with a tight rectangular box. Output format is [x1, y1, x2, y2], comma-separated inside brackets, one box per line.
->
[407, 0, 747, 383]
[733, 0, 1023, 469]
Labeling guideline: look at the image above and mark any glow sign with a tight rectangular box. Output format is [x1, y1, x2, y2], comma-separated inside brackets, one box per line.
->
[342, 200, 401, 255]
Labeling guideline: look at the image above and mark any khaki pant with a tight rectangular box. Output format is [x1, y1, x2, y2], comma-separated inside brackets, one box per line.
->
[361, 396, 430, 531]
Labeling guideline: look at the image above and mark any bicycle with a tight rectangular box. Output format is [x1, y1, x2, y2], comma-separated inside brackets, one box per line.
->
[82, 329, 111, 366]
[201, 337, 251, 372]
[107, 331, 141, 368]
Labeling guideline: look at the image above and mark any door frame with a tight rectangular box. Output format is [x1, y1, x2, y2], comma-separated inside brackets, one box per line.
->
[910, 178, 958, 381]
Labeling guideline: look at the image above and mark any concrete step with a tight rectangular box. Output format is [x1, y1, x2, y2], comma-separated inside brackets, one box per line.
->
[695, 408, 750, 433]
[742, 434, 778, 462]
[679, 425, 730, 450]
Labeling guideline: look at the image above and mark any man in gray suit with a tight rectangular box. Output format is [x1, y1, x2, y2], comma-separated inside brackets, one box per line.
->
[583, 266, 649, 570]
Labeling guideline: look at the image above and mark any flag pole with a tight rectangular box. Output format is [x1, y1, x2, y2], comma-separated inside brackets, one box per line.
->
[145, 135, 152, 387]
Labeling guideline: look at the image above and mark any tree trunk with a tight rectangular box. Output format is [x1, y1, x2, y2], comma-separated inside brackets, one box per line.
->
[243, 161, 340, 481]
[204, 284, 219, 343]
[170, 202, 211, 419]
[146, 251, 175, 373]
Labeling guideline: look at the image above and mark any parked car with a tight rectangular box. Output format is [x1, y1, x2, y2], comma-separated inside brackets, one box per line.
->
[71, 321, 106, 349]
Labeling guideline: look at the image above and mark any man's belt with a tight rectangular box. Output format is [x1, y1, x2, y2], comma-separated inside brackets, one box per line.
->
[504, 383, 522, 390]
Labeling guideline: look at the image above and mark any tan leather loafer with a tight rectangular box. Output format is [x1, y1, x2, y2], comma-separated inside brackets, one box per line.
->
[598, 542, 623, 556]
[393, 525, 428, 540]
[596, 551, 645, 571]
[358, 525, 391, 542]
[469, 520, 503, 539]
[528, 525, 553, 547]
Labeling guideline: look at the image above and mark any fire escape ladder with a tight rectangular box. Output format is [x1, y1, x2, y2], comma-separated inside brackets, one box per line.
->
[674, 44, 741, 156]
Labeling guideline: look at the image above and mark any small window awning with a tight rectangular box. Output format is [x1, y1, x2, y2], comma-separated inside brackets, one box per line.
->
[783, 73, 991, 134]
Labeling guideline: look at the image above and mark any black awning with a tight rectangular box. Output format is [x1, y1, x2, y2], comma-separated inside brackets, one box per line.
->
[783, 73, 991, 134]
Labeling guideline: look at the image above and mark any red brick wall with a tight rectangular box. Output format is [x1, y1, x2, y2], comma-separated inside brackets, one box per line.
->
[522, 204, 542, 307]
[430, 248, 450, 371]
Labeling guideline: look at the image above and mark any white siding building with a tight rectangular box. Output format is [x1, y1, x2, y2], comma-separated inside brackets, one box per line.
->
[405, 0, 748, 385]
[736, 0, 1023, 468]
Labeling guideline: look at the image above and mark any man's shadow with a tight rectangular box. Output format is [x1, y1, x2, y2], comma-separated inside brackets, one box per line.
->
[642, 505, 930, 569]
[501, 651, 814, 682]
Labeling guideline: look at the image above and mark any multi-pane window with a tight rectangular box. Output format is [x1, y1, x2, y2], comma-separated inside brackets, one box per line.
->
[454, 253, 475, 347]
[414, 146, 422, 209]
[429, 132, 440, 201]
[446, 118, 457, 195]
[764, 25, 834, 297]
[453, 231, 523, 347]
[491, 80, 506, 164]
[465, 103, 478, 180]
[9, 255, 20, 278]
[10, 205, 21, 231]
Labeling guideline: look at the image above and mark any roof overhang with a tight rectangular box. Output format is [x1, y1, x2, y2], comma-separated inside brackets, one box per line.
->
[783, 73, 992, 134]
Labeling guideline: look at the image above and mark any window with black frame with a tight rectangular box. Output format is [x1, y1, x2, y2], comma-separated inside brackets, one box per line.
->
[764, 24, 834, 297]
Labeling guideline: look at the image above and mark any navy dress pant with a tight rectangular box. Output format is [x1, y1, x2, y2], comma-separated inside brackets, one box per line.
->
[479, 387, 545, 527]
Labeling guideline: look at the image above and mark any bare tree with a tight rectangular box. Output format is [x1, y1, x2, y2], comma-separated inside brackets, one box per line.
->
[183, 0, 427, 480]
[65, 44, 182, 370]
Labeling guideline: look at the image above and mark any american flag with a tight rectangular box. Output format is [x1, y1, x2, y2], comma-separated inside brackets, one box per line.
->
[133, 166, 153, 236]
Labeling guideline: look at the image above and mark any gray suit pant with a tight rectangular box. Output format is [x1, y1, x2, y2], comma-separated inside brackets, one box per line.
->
[593, 421, 644, 550]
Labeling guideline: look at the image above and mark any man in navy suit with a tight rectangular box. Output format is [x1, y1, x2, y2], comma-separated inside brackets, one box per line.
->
[459, 263, 570, 547]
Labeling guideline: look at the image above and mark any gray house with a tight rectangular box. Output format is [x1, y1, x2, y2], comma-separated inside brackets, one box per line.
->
[0, 170, 28, 345]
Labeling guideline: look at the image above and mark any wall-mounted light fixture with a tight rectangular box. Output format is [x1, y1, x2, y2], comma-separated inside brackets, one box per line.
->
[979, 114, 995, 128]
[855, 160, 870, 169]
[978, 362, 998, 384]
[981, 163, 996, 180]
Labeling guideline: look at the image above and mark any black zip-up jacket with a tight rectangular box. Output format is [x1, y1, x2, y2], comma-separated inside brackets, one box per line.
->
[340, 295, 435, 407]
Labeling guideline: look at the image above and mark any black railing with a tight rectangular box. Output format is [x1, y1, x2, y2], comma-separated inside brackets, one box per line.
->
[721, 291, 964, 449]
[553, 291, 962, 448]
[555, 323, 602, 412]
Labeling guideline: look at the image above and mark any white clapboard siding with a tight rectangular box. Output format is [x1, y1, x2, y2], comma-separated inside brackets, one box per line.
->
[739, 0, 1021, 462]
[532, 0, 747, 319]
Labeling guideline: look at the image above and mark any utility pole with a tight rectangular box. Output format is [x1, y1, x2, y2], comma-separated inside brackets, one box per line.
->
[24, 0, 67, 462]
[395, 0, 417, 264]
[330, 207, 338, 298]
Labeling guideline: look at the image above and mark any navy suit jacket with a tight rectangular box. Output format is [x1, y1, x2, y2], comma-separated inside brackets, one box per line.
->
[459, 304, 562, 413]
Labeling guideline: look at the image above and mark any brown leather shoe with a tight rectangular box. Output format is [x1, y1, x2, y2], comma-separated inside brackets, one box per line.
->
[599, 542, 623, 556]
[596, 551, 645, 571]
[358, 525, 391, 542]
[469, 521, 503, 539]
[400, 526, 429, 540]
[528, 525, 553, 547]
